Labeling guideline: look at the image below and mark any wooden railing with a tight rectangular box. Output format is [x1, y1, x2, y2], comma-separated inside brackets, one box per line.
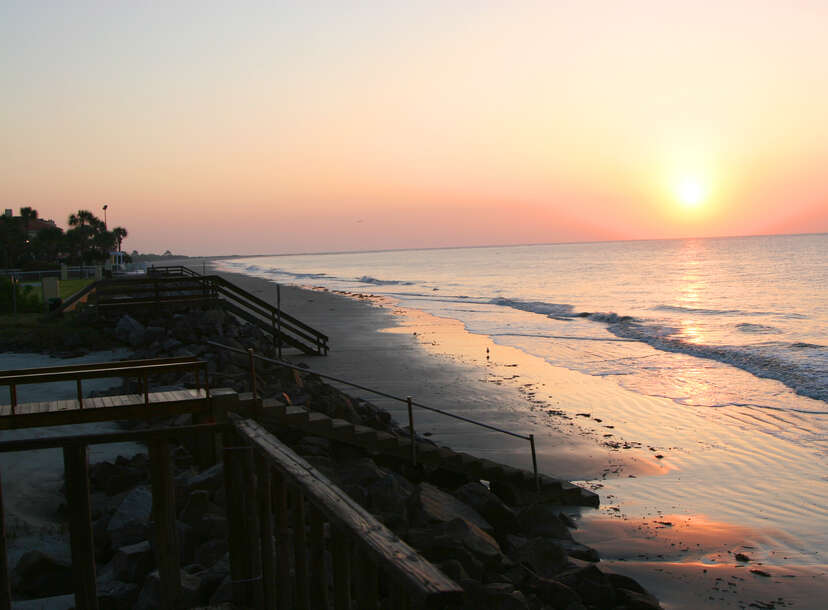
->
[56, 270, 330, 356]
[225, 414, 463, 609]
[0, 356, 209, 414]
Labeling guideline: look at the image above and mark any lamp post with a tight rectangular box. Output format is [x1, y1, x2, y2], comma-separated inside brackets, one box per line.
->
[102, 204, 108, 229]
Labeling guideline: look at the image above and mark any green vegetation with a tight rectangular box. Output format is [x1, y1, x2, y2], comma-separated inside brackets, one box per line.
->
[59, 279, 94, 299]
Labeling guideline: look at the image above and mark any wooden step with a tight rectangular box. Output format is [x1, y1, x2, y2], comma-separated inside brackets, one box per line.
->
[283, 406, 309, 425]
[305, 412, 333, 433]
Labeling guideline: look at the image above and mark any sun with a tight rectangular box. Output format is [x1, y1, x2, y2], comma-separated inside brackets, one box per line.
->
[675, 178, 707, 208]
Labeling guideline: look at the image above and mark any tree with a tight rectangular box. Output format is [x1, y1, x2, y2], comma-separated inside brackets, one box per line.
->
[112, 227, 128, 252]
[65, 209, 113, 264]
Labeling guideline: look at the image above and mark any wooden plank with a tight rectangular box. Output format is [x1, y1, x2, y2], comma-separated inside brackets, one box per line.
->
[309, 505, 329, 609]
[273, 469, 292, 610]
[63, 444, 98, 610]
[243, 448, 264, 609]
[293, 489, 309, 610]
[0, 472, 11, 610]
[224, 441, 252, 607]
[232, 417, 463, 606]
[358, 552, 378, 610]
[332, 527, 351, 610]
[256, 456, 277, 610]
[149, 439, 180, 608]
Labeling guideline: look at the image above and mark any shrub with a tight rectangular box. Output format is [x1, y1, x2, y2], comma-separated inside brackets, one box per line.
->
[0, 278, 42, 314]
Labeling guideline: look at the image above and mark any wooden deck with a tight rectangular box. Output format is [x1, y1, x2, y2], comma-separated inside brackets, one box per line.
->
[0, 387, 237, 430]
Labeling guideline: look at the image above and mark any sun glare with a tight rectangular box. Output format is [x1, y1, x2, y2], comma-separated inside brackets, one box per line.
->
[676, 178, 707, 208]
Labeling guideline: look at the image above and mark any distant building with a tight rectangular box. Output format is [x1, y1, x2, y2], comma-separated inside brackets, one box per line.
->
[3, 209, 62, 238]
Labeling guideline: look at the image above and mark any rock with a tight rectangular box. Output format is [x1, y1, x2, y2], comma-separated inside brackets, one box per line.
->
[134, 568, 202, 610]
[409, 482, 493, 533]
[180, 490, 210, 526]
[615, 588, 663, 609]
[209, 575, 233, 605]
[187, 463, 224, 493]
[144, 326, 166, 344]
[115, 314, 144, 343]
[107, 486, 153, 549]
[560, 539, 600, 562]
[12, 550, 73, 597]
[512, 538, 568, 579]
[556, 565, 615, 609]
[97, 579, 140, 610]
[195, 539, 228, 569]
[454, 482, 519, 534]
[517, 504, 573, 540]
[89, 460, 147, 496]
[437, 559, 469, 582]
[194, 512, 228, 541]
[366, 472, 412, 527]
[111, 540, 154, 583]
[530, 577, 582, 608]
[408, 518, 503, 577]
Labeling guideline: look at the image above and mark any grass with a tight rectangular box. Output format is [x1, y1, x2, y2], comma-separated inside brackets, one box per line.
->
[59, 278, 94, 299]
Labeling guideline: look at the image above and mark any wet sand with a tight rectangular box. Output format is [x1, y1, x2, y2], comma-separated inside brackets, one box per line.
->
[206, 260, 828, 607]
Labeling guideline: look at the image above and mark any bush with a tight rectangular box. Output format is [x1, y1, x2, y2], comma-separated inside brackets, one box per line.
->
[0, 278, 42, 314]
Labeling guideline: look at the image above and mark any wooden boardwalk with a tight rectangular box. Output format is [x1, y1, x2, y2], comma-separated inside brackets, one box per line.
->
[0, 388, 236, 429]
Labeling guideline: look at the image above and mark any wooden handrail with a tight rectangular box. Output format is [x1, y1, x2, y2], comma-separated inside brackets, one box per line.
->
[230, 416, 463, 608]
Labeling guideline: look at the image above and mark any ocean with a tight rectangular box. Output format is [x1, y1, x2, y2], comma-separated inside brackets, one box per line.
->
[218, 233, 828, 569]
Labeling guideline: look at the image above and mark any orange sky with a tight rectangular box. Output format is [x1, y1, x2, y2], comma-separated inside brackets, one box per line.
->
[1, 2, 826, 254]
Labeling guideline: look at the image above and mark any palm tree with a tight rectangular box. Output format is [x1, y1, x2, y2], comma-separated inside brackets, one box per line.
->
[19, 206, 38, 237]
[112, 227, 128, 252]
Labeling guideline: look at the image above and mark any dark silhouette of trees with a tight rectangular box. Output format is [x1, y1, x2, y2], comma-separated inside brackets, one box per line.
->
[2, 207, 129, 267]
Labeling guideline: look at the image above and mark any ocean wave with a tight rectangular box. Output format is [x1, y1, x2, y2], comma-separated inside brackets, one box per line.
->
[599, 317, 828, 402]
[490, 298, 574, 317]
[357, 276, 413, 286]
[736, 323, 781, 334]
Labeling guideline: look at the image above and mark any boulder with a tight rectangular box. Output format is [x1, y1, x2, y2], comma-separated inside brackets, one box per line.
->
[409, 482, 493, 533]
[407, 518, 503, 576]
[511, 538, 568, 579]
[180, 490, 210, 526]
[12, 550, 73, 597]
[560, 539, 600, 562]
[134, 568, 202, 610]
[111, 540, 154, 583]
[107, 486, 153, 549]
[529, 577, 582, 608]
[115, 315, 144, 343]
[187, 463, 224, 493]
[516, 504, 573, 540]
[556, 565, 615, 609]
[97, 579, 140, 610]
[454, 482, 519, 534]
[195, 539, 228, 569]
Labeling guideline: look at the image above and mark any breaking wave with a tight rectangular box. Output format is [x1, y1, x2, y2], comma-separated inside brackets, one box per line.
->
[357, 276, 414, 286]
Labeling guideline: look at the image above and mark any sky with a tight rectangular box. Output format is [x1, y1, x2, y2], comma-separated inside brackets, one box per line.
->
[2, 1, 827, 255]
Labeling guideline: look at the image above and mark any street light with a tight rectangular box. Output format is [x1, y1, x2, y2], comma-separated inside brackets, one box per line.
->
[102, 204, 108, 229]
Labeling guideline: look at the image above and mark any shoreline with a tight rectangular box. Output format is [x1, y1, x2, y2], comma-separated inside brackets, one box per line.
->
[209, 260, 828, 609]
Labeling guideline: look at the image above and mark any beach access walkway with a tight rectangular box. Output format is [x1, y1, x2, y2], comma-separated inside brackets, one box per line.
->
[55, 264, 330, 356]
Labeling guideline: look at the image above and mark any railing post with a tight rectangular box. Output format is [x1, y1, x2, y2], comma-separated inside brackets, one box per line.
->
[224, 443, 253, 606]
[8, 385, 15, 416]
[331, 527, 351, 610]
[293, 489, 309, 610]
[76, 379, 83, 409]
[0, 472, 11, 610]
[149, 438, 181, 608]
[63, 443, 98, 610]
[273, 470, 292, 610]
[407, 396, 416, 467]
[529, 434, 539, 491]
[248, 348, 258, 399]
[309, 505, 329, 609]
[257, 455, 277, 610]
[276, 284, 283, 360]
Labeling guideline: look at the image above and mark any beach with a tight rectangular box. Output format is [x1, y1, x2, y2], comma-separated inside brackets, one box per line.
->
[209, 250, 828, 610]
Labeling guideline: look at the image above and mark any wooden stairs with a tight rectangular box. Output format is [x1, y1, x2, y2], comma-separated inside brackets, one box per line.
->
[257, 397, 599, 508]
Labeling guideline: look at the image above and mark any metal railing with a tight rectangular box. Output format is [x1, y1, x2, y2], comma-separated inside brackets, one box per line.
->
[208, 340, 540, 487]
